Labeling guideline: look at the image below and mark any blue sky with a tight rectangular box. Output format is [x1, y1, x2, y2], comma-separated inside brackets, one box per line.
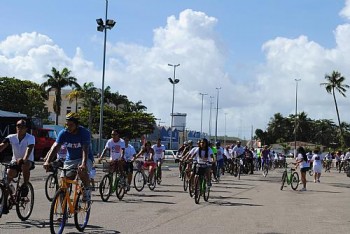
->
[1, 0, 350, 140]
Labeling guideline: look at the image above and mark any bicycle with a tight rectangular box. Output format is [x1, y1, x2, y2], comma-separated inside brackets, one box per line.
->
[0, 162, 34, 220]
[194, 162, 211, 204]
[262, 159, 269, 177]
[133, 161, 156, 192]
[155, 159, 162, 185]
[179, 160, 189, 191]
[45, 160, 63, 201]
[99, 160, 128, 202]
[231, 157, 241, 179]
[49, 167, 91, 234]
[280, 162, 299, 190]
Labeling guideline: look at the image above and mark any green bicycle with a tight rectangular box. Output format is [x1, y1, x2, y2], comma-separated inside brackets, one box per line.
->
[99, 161, 127, 202]
[280, 162, 299, 190]
[194, 162, 211, 204]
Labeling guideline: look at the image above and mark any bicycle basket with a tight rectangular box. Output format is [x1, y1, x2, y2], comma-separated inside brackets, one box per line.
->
[135, 161, 143, 170]
[102, 162, 110, 172]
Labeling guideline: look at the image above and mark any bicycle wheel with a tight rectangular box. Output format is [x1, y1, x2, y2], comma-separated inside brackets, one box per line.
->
[50, 189, 67, 234]
[237, 163, 241, 180]
[291, 172, 299, 190]
[99, 174, 112, 202]
[263, 165, 268, 177]
[16, 182, 34, 221]
[133, 171, 145, 192]
[148, 173, 156, 191]
[156, 167, 161, 185]
[309, 169, 314, 176]
[189, 175, 195, 197]
[280, 171, 287, 190]
[74, 191, 91, 232]
[194, 176, 201, 204]
[183, 172, 188, 192]
[0, 184, 5, 218]
[116, 176, 126, 201]
[203, 179, 210, 202]
[45, 174, 59, 202]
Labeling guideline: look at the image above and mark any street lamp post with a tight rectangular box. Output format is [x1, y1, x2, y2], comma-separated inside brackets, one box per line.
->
[199, 93, 208, 138]
[96, 0, 116, 154]
[168, 63, 180, 150]
[215, 87, 222, 142]
[208, 96, 214, 141]
[224, 113, 227, 146]
[294, 79, 301, 158]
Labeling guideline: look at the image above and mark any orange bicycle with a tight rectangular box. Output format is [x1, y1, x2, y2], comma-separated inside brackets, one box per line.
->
[49, 167, 91, 234]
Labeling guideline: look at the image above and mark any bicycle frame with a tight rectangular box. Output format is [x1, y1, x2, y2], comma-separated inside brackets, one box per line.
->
[57, 175, 82, 215]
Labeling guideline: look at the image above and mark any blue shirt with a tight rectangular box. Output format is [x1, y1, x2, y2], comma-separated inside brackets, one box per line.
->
[56, 126, 93, 161]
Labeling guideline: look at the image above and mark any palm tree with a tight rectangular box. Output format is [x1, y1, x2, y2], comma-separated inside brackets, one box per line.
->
[320, 71, 349, 145]
[41, 67, 80, 124]
[79, 82, 99, 131]
[66, 86, 83, 112]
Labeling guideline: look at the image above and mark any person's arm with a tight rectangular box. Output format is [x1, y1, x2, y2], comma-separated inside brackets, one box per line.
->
[22, 144, 34, 162]
[99, 147, 109, 161]
[43, 142, 62, 170]
[0, 138, 10, 153]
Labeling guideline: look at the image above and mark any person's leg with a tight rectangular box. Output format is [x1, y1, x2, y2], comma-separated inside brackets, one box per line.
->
[21, 161, 32, 185]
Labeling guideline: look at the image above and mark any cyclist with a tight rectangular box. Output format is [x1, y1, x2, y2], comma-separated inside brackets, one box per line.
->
[43, 113, 94, 202]
[0, 119, 35, 214]
[124, 136, 136, 191]
[210, 141, 218, 181]
[98, 130, 125, 175]
[232, 141, 245, 158]
[152, 138, 165, 182]
[134, 141, 155, 184]
[260, 145, 270, 171]
[215, 141, 225, 177]
[189, 138, 213, 188]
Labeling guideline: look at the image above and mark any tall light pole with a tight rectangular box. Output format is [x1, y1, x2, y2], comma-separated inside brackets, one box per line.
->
[215, 87, 222, 142]
[96, 0, 116, 154]
[294, 79, 301, 158]
[208, 96, 214, 141]
[199, 93, 208, 138]
[224, 113, 228, 146]
[168, 63, 180, 149]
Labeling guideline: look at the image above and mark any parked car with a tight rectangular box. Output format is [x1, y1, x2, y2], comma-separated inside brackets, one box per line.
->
[164, 150, 178, 162]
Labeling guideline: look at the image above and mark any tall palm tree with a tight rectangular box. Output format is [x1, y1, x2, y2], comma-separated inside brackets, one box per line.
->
[79, 82, 99, 131]
[66, 86, 83, 112]
[41, 67, 80, 124]
[320, 71, 349, 144]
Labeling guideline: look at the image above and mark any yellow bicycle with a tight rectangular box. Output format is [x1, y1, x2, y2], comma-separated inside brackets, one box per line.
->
[49, 167, 91, 234]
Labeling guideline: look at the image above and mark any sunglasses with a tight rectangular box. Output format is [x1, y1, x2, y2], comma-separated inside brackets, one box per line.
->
[16, 125, 26, 128]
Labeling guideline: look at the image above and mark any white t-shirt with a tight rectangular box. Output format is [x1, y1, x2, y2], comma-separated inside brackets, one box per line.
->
[224, 148, 232, 159]
[345, 152, 350, 160]
[105, 138, 125, 160]
[311, 153, 323, 167]
[152, 144, 165, 161]
[124, 144, 136, 161]
[6, 133, 35, 162]
[297, 153, 310, 168]
[193, 147, 214, 163]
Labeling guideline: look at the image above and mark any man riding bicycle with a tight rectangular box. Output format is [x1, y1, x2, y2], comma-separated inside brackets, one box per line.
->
[98, 130, 125, 175]
[152, 138, 165, 183]
[43, 113, 94, 202]
[0, 119, 35, 214]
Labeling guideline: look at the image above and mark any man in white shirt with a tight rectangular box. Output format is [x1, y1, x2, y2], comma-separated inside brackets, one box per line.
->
[124, 136, 136, 191]
[232, 141, 245, 158]
[0, 119, 35, 214]
[152, 138, 165, 182]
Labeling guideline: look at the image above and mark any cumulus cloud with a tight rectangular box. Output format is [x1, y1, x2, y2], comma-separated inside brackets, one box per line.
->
[340, 0, 350, 19]
[1, 6, 350, 139]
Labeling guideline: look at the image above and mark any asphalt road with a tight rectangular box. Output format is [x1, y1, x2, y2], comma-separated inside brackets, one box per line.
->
[0, 162, 349, 234]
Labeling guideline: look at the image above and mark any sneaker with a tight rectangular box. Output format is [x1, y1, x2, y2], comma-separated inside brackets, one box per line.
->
[314, 180, 317, 183]
[21, 185, 29, 197]
[179, 173, 182, 178]
[299, 187, 307, 192]
[82, 188, 91, 202]
[317, 179, 320, 183]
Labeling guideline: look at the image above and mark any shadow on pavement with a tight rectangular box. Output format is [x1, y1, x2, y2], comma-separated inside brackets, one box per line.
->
[208, 200, 262, 207]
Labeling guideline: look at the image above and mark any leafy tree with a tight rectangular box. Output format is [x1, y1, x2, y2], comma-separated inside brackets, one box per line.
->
[0, 77, 48, 119]
[41, 67, 80, 124]
[320, 71, 349, 146]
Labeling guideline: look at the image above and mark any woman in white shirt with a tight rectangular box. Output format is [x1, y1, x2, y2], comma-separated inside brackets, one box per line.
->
[311, 149, 323, 183]
[296, 146, 310, 191]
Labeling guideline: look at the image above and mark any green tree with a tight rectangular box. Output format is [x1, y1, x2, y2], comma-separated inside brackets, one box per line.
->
[320, 71, 349, 146]
[41, 67, 80, 124]
[0, 77, 48, 119]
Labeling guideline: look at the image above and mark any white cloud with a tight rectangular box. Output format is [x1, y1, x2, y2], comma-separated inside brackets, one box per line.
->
[1, 7, 350, 140]
[340, 0, 350, 20]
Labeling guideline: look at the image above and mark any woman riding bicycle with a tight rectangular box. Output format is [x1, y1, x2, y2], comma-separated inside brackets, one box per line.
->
[134, 141, 155, 183]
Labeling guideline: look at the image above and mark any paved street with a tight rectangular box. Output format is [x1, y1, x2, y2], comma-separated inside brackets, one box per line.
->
[0, 162, 349, 234]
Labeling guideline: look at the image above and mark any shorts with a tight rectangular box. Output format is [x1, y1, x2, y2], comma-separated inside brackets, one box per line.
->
[143, 161, 156, 169]
[124, 161, 134, 174]
[61, 158, 93, 178]
[313, 165, 322, 174]
[300, 167, 310, 173]
[195, 165, 208, 176]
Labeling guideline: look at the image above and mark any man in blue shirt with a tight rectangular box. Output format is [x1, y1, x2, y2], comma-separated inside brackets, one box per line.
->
[43, 112, 93, 201]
